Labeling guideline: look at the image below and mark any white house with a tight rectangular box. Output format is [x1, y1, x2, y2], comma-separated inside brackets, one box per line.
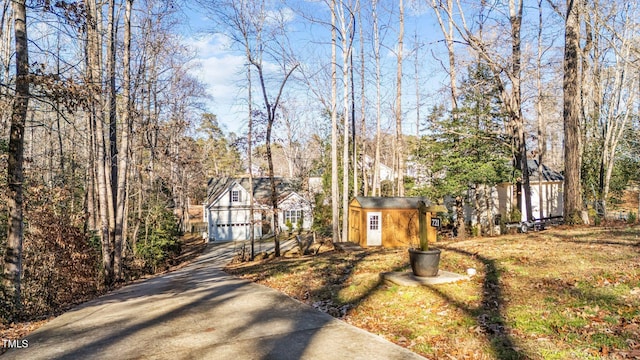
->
[203, 177, 313, 242]
[465, 160, 564, 233]
[362, 155, 394, 182]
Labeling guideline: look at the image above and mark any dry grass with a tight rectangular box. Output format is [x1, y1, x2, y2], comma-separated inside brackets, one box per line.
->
[225, 226, 640, 359]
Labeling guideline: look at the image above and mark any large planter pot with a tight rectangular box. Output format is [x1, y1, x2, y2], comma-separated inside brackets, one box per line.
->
[408, 248, 441, 277]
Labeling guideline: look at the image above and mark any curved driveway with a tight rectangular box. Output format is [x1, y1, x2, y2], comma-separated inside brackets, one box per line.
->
[3, 241, 424, 359]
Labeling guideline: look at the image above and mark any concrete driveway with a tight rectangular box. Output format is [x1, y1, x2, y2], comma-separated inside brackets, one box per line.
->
[2, 240, 424, 359]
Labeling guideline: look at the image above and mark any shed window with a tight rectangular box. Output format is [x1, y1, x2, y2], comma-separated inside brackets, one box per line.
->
[231, 190, 240, 202]
[369, 215, 379, 230]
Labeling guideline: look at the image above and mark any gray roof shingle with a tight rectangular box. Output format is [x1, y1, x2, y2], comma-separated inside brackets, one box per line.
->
[206, 177, 300, 205]
[527, 160, 564, 182]
[351, 196, 431, 209]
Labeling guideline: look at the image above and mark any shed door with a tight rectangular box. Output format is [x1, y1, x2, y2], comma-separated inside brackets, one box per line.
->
[367, 212, 382, 246]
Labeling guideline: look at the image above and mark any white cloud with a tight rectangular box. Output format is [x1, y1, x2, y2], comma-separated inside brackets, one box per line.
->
[184, 30, 299, 135]
[266, 7, 296, 26]
[186, 34, 248, 134]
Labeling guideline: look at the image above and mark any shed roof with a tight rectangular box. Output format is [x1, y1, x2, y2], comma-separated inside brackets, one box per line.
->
[351, 196, 431, 209]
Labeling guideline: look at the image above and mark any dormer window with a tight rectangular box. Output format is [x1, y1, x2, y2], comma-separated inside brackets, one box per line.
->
[231, 190, 240, 202]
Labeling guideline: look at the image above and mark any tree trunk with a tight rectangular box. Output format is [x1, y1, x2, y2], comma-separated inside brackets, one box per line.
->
[395, 0, 405, 196]
[247, 64, 255, 260]
[455, 196, 466, 240]
[536, 0, 546, 220]
[2, 0, 28, 316]
[359, 6, 367, 196]
[0, 3, 12, 134]
[251, 49, 297, 257]
[563, 0, 582, 223]
[265, 113, 280, 256]
[431, 0, 458, 114]
[372, 0, 381, 197]
[351, 13, 357, 198]
[331, 0, 340, 242]
[114, 0, 133, 281]
[414, 32, 420, 136]
[508, 0, 532, 222]
[339, 0, 352, 244]
[87, 0, 114, 284]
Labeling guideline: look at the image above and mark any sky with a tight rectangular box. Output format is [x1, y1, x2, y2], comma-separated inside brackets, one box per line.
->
[180, 0, 448, 137]
[184, 31, 249, 135]
[178, 0, 565, 140]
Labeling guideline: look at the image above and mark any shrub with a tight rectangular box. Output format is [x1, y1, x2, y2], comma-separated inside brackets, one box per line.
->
[311, 193, 332, 237]
[628, 212, 637, 225]
[565, 210, 583, 225]
[509, 209, 522, 223]
[21, 199, 102, 321]
[297, 216, 304, 234]
[588, 208, 601, 226]
[285, 219, 294, 234]
[135, 203, 180, 272]
[472, 224, 481, 237]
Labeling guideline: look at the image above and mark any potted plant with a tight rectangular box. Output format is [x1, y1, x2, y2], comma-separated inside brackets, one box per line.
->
[408, 202, 446, 277]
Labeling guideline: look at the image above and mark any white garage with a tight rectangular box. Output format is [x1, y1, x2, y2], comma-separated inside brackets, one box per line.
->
[203, 177, 313, 243]
[213, 223, 251, 241]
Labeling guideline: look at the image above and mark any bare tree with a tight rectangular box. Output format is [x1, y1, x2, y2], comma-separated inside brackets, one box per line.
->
[430, 0, 458, 114]
[337, 0, 355, 243]
[359, 3, 368, 196]
[581, 1, 639, 217]
[114, 0, 134, 280]
[0, 2, 12, 133]
[2, 0, 29, 314]
[437, 0, 532, 221]
[395, 0, 405, 196]
[278, 103, 302, 178]
[86, 0, 115, 284]
[202, 0, 298, 255]
[536, 0, 546, 219]
[372, 0, 381, 197]
[247, 62, 256, 259]
[331, 0, 340, 242]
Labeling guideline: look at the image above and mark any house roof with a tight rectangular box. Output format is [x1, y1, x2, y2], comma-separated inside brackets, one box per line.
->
[351, 196, 431, 209]
[527, 160, 564, 182]
[205, 176, 301, 205]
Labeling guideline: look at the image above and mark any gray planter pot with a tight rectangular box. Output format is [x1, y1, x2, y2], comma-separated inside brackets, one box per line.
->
[408, 248, 441, 277]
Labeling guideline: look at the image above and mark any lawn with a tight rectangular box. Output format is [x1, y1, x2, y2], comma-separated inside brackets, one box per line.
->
[225, 226, 640, 359]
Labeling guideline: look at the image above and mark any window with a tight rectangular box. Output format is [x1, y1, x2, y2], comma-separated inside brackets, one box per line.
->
[369, 215, 379, 230]
[284, 210, 303, 226]
[231, 190, 240, 202]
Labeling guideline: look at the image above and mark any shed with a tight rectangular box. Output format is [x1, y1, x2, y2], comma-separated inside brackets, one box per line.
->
[348, 197, 430, 248]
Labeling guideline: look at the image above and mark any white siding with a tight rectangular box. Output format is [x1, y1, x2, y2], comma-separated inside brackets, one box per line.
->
[277, 193, 313, 231]
[214, 183, 250, 208]
[465, 181, 564, 233]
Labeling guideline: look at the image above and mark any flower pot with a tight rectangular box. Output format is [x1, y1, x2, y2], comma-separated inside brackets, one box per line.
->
[408, 248, 441, 277]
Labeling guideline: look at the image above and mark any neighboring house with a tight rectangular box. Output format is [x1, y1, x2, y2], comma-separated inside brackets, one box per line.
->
[203, 177, 313, 242]
[405, 158, 431, 187]
[362, 155, 395, 183]
[348, 196, 430, 248]
[465, 160, 564, 233]
[307, 176, 323, 195]
[512, 159, 564, 221]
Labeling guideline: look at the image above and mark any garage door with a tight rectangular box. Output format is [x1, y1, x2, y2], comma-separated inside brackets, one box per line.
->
[215, 223, 250, 241]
